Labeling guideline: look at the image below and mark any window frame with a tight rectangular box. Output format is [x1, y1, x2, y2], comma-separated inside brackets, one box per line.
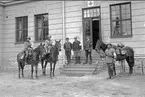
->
[34, 13, 49, 42]
[110, 2, 132, 38]
[15, 16, 28, 43]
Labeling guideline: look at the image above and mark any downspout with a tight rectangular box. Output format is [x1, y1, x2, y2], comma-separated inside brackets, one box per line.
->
[62, 1, 66, 64]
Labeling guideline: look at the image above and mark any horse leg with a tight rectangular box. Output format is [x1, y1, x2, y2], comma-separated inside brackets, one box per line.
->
[31, 65, 34, 79]
[50, 62, 52, 78]
[113, 63, 116, 76]
[41, 59, 44, 75]
[52, 62, 56, 77]
[22, 64, 24, 78]
[18, 63, 21, 78]
[35, 64, 38, 78]
[126, 56, 134, 75]
[43, 61, 47, 76]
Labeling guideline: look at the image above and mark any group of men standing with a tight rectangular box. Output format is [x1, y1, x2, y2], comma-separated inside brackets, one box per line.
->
[64, 36, 92, 65]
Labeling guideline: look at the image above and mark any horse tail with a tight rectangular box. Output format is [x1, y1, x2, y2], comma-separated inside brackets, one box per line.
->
[126, 46, 135, 66]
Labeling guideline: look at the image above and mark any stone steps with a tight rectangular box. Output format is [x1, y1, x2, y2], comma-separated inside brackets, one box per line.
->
[60, 50, 107, 76]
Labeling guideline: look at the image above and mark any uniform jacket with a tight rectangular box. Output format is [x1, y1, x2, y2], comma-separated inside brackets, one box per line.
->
[24, 41, 32, 49]
[72, 40, 81, 51]
[45, 40, 53, 48]
[105, 48, 116, 63]
[84, 40, 92, 51]
[64, 42, 72, 51]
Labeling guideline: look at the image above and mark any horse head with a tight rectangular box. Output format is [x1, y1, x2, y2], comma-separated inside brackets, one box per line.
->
[54, 40, 61, 52]
[36, 43, 46, 58]
[95, 39, 101, 53]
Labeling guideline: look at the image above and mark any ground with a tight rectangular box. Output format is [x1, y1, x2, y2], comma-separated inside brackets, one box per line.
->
[0, 67, 145, 97]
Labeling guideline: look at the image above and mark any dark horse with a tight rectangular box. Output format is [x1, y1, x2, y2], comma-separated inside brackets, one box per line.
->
[17, 43, 45, 79]
[95, 39, 134, 74]
[41, 40, 61, 78]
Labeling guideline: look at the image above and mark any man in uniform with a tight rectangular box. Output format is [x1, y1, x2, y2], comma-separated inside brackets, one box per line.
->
[83, 36, 92, 64]
[44, 35, 53, 54]
[24, 36, 33, 63]
[105, 43, 116, 79]
[72, 37, 81, 64]
[64, 37, 72, 65]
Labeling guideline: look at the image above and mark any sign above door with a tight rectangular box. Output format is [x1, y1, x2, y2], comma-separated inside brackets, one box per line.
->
[87, 1, 94, 7]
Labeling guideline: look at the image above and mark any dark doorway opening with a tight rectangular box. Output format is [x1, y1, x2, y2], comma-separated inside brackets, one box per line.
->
[92, 19, 100, 49]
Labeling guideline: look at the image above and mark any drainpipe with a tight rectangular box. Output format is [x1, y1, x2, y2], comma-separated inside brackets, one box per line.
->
[62, 1, 66, 65]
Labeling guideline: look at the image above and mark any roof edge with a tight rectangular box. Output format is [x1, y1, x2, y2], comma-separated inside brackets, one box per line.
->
[1, 1, 32, 6]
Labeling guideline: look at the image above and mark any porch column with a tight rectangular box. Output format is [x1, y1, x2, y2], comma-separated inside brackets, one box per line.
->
[62, 1, 66, 64]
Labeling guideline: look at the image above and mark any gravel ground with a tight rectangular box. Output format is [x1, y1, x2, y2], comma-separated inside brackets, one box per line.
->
[0, 67, 145, 97]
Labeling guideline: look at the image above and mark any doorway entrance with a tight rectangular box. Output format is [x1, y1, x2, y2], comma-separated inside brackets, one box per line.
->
[92, 18, 100, 49]
[82, 7, 101, 49]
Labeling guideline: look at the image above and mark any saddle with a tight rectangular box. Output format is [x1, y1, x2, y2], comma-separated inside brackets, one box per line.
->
[115, 48, 128, 61]
[25, 48, 33, 64]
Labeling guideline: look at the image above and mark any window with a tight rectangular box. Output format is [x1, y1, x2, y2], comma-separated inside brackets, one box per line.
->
[16, 16, 28, 43]
[110, 2, 132, 38]
[35, 13, 49, 41]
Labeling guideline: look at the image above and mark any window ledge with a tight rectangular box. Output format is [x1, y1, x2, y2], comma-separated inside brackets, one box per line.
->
[34, 40, 45, 43]
[15, 42, 24, 45]
[111, 35, 132, 38]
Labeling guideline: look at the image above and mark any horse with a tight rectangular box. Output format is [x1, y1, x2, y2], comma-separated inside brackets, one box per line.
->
[17, 43, 45, 79]
[41, 40, 61, 78]
[95, 39, 134, 74]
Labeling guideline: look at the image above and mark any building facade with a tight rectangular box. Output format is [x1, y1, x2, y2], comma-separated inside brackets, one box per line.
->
[0, 1, 145, 67]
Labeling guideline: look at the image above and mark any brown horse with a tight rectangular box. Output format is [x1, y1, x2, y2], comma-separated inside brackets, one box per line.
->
[41, 40, 61, 78]
[95, 39, 134, 74]
[17, 43, 45, 79]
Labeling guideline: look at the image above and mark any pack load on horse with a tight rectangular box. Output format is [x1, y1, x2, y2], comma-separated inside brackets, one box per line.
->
[17, 41, 46, 79]
[41, 39, 61, 78]
[95, 39, 134, 74]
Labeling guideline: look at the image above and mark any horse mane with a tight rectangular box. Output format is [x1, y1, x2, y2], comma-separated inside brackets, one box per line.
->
[96, 39, 108, 52]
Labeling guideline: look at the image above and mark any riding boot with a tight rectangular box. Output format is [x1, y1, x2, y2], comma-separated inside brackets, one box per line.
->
[78, 57, 81, 64]
[83, 58, 88, 64]
[75, 57, 77, 64]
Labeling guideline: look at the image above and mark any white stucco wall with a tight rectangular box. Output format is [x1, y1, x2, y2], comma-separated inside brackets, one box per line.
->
[0, 5, 4, 66]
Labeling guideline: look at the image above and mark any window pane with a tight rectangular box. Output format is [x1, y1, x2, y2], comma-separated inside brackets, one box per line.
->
[90, 9, 93, 17]
[111, 5, 120, 20]
[84, 19, 91, 36]
[87, 10, 90, 17]
[84, 10, 87, 18]
[93, 9, 97, 17]
[43, 15, 48, 27]
[111, 21, 121, 36]
[110, 3, 131, 37]
[35, 14, 48, 41]
[23, 30, 28, 41]
[121, 4, 130, 19]
[38, 28, 43, 41]
[96, 8, 100, 17]
[16, 16, 28, 42]
[122, 20, 131, 35]
[43, 27, 48, 40]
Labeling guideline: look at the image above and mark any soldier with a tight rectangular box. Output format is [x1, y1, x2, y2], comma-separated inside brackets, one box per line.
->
[105, 43, 116, 79]
[64, 37, 72, 65]
[83, 36, 92, 64]
[72, 37, 81, 64]
[44, 35, 53, 54]
[24, 36, 33, 62]
[114, 17, 120, 35]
